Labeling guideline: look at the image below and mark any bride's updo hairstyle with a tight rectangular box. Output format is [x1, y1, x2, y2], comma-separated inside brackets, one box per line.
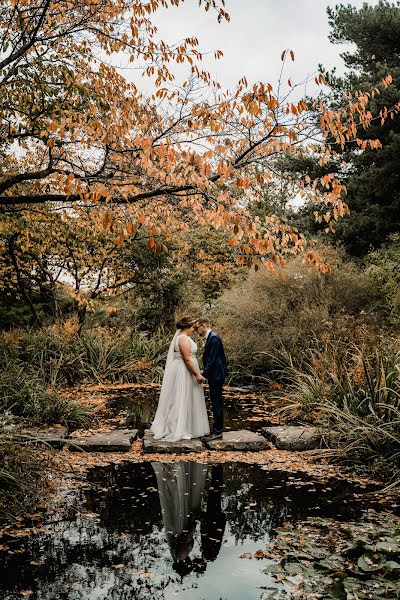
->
[176, 315, 197, 330]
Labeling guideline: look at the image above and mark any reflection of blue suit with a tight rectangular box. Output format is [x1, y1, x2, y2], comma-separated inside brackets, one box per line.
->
[202, 332, 228, 434]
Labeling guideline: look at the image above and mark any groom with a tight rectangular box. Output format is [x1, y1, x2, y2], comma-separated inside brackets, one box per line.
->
[195, 318, 228, 440]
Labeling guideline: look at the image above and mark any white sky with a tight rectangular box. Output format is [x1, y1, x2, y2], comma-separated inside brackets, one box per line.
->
[120, 0, 380, 95]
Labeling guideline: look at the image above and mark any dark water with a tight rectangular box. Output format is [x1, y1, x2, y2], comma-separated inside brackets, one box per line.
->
[105, 386, 277, 435]
[0, 461, 383, 600]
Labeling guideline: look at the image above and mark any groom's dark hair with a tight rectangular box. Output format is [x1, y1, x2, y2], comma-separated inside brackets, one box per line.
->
[197, 318, 211, 327]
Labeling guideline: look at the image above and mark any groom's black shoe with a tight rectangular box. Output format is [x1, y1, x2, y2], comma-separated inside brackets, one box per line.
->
[204, 432, 223, 441]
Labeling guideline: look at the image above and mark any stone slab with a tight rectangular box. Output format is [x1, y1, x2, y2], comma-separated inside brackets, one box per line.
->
[261, 426, 320, 451]
[70, 429, 138, 452]
[21, 426, 69, 448]
[205, 430, 270, 452]
[142, 430, 205, 454]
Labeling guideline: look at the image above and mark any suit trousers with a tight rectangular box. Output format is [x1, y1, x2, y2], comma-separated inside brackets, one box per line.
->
[208, 379, 224, 434]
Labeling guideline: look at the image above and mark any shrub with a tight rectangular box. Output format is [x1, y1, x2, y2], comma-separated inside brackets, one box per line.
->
[217, 247, 380, 382]
[366, 233, 400, 327]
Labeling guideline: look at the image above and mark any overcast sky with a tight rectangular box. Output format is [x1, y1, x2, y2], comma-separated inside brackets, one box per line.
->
[122, 0, 379, 96]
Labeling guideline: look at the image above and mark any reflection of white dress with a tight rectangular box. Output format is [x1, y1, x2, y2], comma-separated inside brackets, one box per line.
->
[151, 332, 210, 441]
[152, 462, 208, 561]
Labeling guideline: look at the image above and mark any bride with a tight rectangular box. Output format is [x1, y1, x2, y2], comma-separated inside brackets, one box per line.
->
[151, 316, 210, 441]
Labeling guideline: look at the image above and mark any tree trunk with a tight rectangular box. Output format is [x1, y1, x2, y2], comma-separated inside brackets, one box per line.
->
[7, 234, 40, 324]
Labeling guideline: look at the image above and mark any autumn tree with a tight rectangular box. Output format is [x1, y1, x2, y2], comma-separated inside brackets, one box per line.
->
[0, 0, 398, 287]
[0, 202, 140, 325]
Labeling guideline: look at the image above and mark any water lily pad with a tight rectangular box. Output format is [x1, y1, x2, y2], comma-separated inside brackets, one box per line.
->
[363, 578, 400, 598]
[342, 576, 368, 594]
[284, 561, 303, 575]
[262, 562, 284, 575]
[274, 527, 295, 535]
[261, 591, 290, 600]
[384, 559, 400, 572]
[301, 564, 331, 582]
[357, 552, 386, 572]
[374, 541, 400, 554]
[319, 555, 346, 572]
[308, 547, 328, 559]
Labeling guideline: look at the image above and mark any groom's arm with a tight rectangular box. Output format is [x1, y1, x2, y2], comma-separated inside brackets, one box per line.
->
[202, 337, 219, 379]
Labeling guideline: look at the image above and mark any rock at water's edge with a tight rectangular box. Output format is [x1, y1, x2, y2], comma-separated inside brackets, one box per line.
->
[261, 426, 320, 451]
[206, 429, 270, 451]
[71, 429, 138, 452]
[142, 430, 205, 454]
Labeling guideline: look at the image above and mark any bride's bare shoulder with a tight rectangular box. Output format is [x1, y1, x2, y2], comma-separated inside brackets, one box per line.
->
[177, 334, 192, 348]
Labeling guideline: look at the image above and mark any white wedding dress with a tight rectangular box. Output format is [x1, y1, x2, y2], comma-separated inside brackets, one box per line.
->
[151, 331, 210, 441]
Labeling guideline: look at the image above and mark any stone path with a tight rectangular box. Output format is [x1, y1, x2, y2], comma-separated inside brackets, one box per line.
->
[20, 427, 138, 452]
[206, 430, 269, 451]
[20, 425, 321, 453]
[70, 429, 138, 452]
[261, 426, 320, 450]
[142, 431, 205, 454]
[21, 426, 69, 449]
[142, 429, 269, 453]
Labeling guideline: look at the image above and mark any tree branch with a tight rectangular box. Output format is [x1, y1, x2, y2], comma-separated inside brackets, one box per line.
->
[0, 165, 55, 195]
[0, 184, 203, 205]
[0, 0, 51, 71]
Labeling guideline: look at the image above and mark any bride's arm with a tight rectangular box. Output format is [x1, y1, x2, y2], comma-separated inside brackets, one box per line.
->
[178, 337, 204, 383]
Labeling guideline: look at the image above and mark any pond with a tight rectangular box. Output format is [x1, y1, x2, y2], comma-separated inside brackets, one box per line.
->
[1, 460, 397, 600]
[105, 386, 280, 434]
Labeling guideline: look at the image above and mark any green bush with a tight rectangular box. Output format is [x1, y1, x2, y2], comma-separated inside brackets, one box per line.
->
[366, 234, 400, 327]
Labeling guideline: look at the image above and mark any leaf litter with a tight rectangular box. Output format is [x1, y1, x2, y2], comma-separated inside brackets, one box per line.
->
[2, 383, 399, 599]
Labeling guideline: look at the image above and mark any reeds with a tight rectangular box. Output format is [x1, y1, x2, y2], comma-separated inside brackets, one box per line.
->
[0, 429, 52, 520]
[268, 341, 400, 471]
[0, 325, 170, 386]
[0, 361, 94, 428]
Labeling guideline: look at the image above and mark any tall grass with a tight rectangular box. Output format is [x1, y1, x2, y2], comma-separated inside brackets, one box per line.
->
[269, 341, 400, 471]
[0, 429, 52, 520]
[0, 325, 170, 387]
[0, 361, 94, 428]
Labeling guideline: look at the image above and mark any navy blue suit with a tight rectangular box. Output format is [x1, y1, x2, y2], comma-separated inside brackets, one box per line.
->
[202, 331, 228, 434]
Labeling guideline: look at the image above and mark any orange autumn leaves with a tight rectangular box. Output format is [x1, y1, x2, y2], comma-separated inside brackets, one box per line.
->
[0, 1, 398, 273]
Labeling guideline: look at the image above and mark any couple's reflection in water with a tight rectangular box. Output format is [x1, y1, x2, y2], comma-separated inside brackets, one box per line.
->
[152, 462, 226, 577]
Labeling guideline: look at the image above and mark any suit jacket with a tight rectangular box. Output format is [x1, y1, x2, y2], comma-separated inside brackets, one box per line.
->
[202, 331, 228, 381]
